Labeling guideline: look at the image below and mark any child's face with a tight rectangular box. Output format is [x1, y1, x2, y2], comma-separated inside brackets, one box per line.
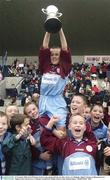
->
[70, 96, 86, 116]
[68, 115, 86, 140]
[0, 116, 8, 137]
[91, 105, 103, 125]
[25, 104, 39, 119]
[6, 105, 19, 120]
[83, 107, 91, 119]
[50, 48, 60, 65]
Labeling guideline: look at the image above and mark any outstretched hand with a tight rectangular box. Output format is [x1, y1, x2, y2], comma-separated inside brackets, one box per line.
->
[53, 129, 66, 139]
[104, 146, 110, 156]
[46, 115, 60, 129]
[16, 126, 28, 140]
[50, 115, 60, 123]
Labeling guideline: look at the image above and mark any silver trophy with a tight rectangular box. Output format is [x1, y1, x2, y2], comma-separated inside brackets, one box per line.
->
[42, 5, 62, 33]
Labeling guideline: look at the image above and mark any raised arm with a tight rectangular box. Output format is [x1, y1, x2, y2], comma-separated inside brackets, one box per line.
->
[42, 32, 50, 48]
[59, 28, 67, 50]
[42, 29, 67, 50]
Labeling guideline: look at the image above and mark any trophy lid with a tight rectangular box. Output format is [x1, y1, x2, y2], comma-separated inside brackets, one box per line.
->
[46, 5, 58, 13]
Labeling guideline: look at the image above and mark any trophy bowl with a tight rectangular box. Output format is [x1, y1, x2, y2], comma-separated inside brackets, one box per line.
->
[42, 5, 62, 33]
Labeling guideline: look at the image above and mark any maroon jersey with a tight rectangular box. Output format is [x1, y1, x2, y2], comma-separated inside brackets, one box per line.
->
[39, 48, 72, 78]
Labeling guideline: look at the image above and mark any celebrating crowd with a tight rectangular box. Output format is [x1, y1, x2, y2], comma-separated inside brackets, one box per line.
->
[0, 28, 110, 176]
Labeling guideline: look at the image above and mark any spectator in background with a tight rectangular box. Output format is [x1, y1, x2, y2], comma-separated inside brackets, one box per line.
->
[91, 74, 100, 88]
[90, 64, 97, 74]
[79, 83, 85, 94]
[106, 63, 110, 82]
[91, 85, 100, 94]
[21, 92, 28, 106]
[25, 95, 32, 104]
[84, 76, 91, 86]
[0, 70, 3, 81]
[90, 91, 102, 105]
[32, 93, 39, 106]
[101, 77, 110, 92]
[101, 62, 107, 79]
[0, 96, 4, 106]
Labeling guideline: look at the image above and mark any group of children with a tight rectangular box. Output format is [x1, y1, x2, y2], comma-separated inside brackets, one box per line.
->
[0, 95, 110, 175]
[0, 102, 52, 175]
[0, 27, 110, 176]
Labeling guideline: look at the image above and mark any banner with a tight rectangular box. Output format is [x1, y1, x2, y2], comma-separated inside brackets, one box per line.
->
[84, 56, 110, 64]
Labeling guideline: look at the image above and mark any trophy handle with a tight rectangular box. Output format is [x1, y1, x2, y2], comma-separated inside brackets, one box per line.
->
[57, 12, 62, 17]
[42, 8, 47, 14]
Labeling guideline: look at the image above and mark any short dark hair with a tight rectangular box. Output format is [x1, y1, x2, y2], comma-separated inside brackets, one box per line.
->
[91, 103, 103, 111]
[71, 93, 88, 105]
[10, 114, 27, 132]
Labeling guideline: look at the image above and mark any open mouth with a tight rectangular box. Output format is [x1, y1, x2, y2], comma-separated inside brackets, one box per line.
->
[94, 116, 100, 120]
[75, 129, 81, 132]
[72, 107, 77, 111]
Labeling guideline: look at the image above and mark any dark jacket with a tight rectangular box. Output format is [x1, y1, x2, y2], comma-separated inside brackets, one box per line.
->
[0, 132, 11, 175]
[2, 134, 32, 175]
[98, 138, 110, 166]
